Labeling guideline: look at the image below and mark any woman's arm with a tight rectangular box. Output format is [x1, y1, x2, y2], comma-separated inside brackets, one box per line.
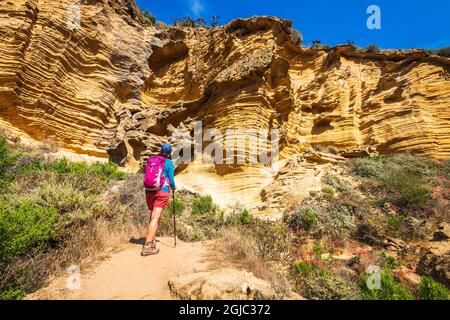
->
[166, 160, 176, 190]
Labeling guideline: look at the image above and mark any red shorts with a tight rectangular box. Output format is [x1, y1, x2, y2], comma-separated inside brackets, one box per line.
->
[145, 190, 170, 210]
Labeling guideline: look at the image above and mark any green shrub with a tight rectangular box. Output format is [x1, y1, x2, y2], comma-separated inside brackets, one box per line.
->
[0, 137, 17, 189]
[292, 240, 361, 299]
[284, 207, 317, 232]
[44, 158, 75, 174]
[323, 175, 351, 194]
[360, 270, 415, 300]
[294, 244, 329, 276]
[398, 186, 429, 207]
[366, 44, 381, 53]
[419, 276, 450, 300]
[173, 16, 198, 28]
[313, 243, 325, 257]
[387, 215, 406, 231]
[374, 198, 386, 207]
[290, 29, 303, 46]
[158, 192, 227, 242]
[425, 47, 450, 58]
[293, 265, 361, 299]
[0, 288, 26, 300]
[6, 179, 105, 226]
[15, 157, 126, 183]
[380, 168, 429, 207]
[16, 156, 43, 176]
[234, 209, 251, 225]
[346, 40, 360, 52]
[42, 159, 126, 181]
[311, 39, 321, 47]
[348, 157, 384, 178]
[303, 209, 318, 231]
[319, 202, 355, 237]
[309, 190, 318, 197]
[350, 155, 433, 209]
[191, 195, 215, 215]
[386, 154, 440, 177]
[381, 253, 401, 270]
[210, 15, 220, 27]
[223, 208, 252, 226]
[138, 6, 156, 25]
[321, 187, 334, 200]
[90, 162, 127, 180]
[287, 201, 356, 238]
[0, 201, 58, 261]
[294, 260, 315, 274]
[183, 211, 224, 241]
[165, 196, 184, 216]
[36, 181, 95, 213]
[251, 222, 291, 261]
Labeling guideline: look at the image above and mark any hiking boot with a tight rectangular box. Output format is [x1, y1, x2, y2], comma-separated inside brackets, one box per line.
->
[141, 241, 159, 256]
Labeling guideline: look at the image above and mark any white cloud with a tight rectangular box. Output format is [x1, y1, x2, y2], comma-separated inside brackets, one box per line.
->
[189, 0, 204, 16]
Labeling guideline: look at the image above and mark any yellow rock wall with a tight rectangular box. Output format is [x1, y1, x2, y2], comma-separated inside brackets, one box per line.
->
[0, 0, 153, 156]
[1, 2, 449, 210]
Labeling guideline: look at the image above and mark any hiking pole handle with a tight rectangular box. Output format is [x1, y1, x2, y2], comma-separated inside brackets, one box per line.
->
[173, 190, 176, 247]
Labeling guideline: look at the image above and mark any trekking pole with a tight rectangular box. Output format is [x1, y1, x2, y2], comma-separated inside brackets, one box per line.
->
[173, 190, 176, 247]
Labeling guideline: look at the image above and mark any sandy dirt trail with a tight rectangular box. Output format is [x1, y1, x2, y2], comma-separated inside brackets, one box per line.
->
[28, 237, 212, 300]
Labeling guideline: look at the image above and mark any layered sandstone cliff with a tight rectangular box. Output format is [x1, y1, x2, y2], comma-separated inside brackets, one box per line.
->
[1, 0, 449, 210]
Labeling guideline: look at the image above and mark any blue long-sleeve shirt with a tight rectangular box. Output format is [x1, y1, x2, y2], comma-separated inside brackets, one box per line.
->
[160, 159, 175, 192]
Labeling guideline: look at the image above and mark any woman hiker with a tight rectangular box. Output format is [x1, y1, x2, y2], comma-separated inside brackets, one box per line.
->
[142, 143, 176, 256]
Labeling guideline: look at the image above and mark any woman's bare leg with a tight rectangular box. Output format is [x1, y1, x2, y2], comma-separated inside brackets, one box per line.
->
[145, 207, 163, 245]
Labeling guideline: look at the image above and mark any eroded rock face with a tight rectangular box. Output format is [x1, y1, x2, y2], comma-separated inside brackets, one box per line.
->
[1, 1, 449, 209]
[433, 222, 450, 241]
[417, 246, 450, 287]
[168, 268, 278, 300]
[0, 0, 154, 157]
[417, 223, 450, 287]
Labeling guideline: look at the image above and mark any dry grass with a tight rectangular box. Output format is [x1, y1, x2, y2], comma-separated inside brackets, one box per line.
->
[0, 215, 146, 298]
[213, 226, 293, 298]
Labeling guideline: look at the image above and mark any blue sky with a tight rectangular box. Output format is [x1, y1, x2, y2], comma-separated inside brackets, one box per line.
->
[135, 0, 450, 49]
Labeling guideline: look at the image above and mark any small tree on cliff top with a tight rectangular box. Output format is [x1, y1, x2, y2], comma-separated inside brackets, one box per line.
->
[139, 6, 156, 26]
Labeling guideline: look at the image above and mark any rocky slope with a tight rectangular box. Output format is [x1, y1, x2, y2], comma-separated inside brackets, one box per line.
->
[1, 0, 449, 211]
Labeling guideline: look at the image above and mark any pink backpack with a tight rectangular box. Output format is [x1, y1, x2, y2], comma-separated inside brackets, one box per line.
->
[143, 156, 166, 190]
